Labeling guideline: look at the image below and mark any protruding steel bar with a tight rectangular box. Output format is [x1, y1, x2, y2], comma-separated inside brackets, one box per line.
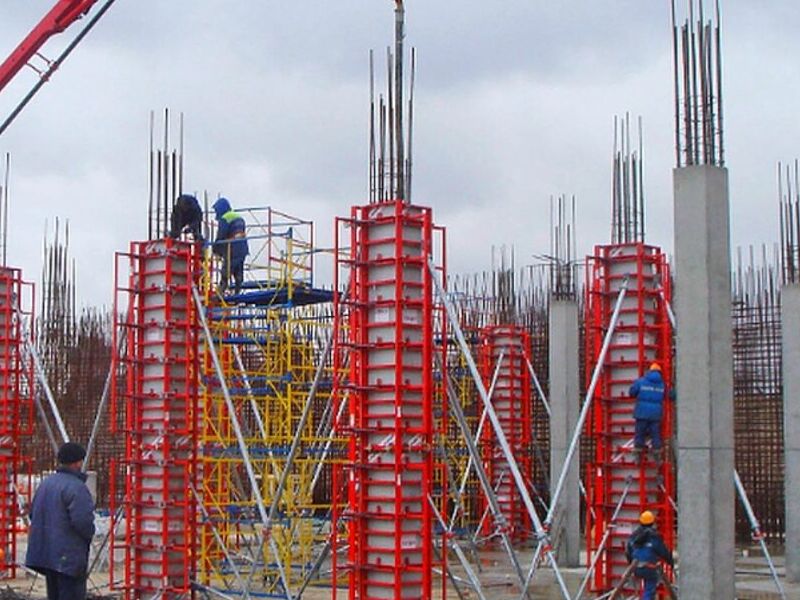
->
[394, 0, 405, 201]
[2, 153, 9, 265]
[83, 331, 122, 471]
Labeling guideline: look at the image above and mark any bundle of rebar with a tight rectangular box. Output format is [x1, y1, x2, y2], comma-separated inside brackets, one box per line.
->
[779, 160, 800, 284]
[38, 219, 77, 398]
[550, 194, 578, 300]
[671, 0, 724, 167]
[369, 1, 415, 203]
[23, 223, 117, 504]
[147, 108, 184, 239]
[611, 115, 645, 244]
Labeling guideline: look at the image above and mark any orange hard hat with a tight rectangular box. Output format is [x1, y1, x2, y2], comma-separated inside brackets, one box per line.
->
[649, 362, 662, 372]
[640, 510, 656, 525]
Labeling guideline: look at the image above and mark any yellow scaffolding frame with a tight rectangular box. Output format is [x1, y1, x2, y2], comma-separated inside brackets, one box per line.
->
[197, 207, 345, 594]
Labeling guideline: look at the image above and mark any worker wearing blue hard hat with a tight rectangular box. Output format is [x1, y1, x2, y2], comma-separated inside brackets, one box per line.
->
[212, 197, 249, 296]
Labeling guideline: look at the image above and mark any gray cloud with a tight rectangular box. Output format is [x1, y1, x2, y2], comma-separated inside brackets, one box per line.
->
[0, 1, 798, 307]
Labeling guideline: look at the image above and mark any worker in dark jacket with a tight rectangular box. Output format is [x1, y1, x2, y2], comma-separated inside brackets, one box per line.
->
[629, 362, 666, 458]
[625, 510, 674, 600]
[26, 442, 95, 600]
[169, 193, 204, 242]
[212, 197, 249, 295]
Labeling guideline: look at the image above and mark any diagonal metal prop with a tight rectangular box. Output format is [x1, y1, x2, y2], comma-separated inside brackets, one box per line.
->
[429, 258, 570, 600]
[438, 350, 532, 598]
[193, 286, 293, 600]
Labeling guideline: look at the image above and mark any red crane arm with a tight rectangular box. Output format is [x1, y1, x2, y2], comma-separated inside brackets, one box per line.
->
[0, 0, 100, 93]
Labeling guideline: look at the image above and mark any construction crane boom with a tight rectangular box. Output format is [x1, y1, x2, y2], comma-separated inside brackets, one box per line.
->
[0, 0, 101, 93]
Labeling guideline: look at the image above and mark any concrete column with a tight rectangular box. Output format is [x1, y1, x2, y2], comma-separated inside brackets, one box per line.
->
[549, 299, 580, 567]
[673, 165, 735, 599]
[783, 284, 800, 582]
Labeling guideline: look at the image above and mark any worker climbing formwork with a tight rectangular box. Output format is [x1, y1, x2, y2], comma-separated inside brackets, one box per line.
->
[583, 115, 676, 597]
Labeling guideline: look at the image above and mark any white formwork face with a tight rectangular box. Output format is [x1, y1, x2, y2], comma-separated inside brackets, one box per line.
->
[135, 241, 194, 592]
[362, 203, 427, 597]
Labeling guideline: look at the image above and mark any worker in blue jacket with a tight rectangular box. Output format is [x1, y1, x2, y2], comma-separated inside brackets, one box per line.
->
[625, 510, 674, 600]
[212, 197, 249, 295]
[629, 362, 666, 459]
[26, 442, 95, 600]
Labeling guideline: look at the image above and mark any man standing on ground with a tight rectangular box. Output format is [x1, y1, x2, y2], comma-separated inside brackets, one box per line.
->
[625, 510, 674, 600]
[26, 442, 95, 600]
[212, 197, 249, 296]
[629, 362, 666, 461]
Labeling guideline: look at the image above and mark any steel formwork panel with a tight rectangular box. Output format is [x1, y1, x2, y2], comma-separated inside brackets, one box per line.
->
[332, 199, 445, 600]
[585, 242, 675, 596]
[0, 267, 32, 579]
[478, 325, 532, 544]
[111, 240, 199, 600]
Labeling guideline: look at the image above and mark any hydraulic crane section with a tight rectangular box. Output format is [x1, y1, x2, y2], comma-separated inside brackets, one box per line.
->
[585, 242, 675, 596]
[0, 267, 33, 579]
[0, 0, 100, 93]
[478, 325, 532, 544]
[111, 239, 200, 600]
[332, 199, 443, 599]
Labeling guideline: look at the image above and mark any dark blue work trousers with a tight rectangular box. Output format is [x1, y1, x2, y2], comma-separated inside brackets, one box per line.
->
[634, 566, 659, 600]
[634, 418, 662, 449]
[43, 569, 87, 600]
[220, 255, 245, 295]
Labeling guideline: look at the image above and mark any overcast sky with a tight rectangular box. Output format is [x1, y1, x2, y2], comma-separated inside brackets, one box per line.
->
[0, 1, 798, 308]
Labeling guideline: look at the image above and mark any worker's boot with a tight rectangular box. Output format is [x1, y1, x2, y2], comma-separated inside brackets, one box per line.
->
[652, 447, 664, 467]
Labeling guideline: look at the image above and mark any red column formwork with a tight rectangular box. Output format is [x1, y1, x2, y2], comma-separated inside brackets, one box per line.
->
[0, 267, 32, 578]
[331, 199, 445, 600]
[478, 325, 532, 544]
[584, 243, 675, 595]
[111, 239, 199, 600]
